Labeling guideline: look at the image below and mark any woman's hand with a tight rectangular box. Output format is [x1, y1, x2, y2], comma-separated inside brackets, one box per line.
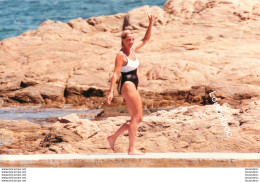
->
[107, 92, 113, 105]
[147, 12, 154, 24]
[133, 11, 153, 51]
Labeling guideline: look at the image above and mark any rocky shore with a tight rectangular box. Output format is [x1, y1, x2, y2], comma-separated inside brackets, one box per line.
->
[0, 0, 259, 109]
[0, 101, 259, 154]
[0, 0, 260, 154]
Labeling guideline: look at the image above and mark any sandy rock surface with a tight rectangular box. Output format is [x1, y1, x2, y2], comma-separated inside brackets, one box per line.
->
[0, 101, 259, 154]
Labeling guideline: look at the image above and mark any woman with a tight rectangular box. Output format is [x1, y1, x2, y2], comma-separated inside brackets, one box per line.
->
[107, 12, 153, 155]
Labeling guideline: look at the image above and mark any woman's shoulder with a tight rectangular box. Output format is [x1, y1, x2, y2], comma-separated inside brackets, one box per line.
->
[117, 50, 124, 55]
[116, 50, 127, 59]
[114, 51, 127, 64]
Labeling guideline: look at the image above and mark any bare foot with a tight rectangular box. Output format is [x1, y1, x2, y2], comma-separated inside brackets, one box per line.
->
[107, 136, 115, 151]
[128, 149, 145, 155]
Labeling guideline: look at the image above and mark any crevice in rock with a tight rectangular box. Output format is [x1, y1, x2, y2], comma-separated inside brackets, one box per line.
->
[89, 42, 112, 49]
[87, 131, 98, 139]
[239, 121, 246, 126]
[63, 72, 73, 98]
[40, 133, 64, 148]
[20, 80, 37, 88]
[64, 87, 69, 97]
[82, 88, 104, 98]
[9, 95, 32, 103]
[122, 14, 129, 30]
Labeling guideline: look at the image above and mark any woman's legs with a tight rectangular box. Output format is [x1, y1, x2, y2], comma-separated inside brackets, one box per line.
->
[107, 120, 130, 151]
[124, 88, 143, 154]
[107, 81, 143, 154]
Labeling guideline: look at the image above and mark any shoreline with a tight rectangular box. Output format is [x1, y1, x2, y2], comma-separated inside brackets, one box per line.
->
[0, 100, 259, 154]
[0, 0, 166, 41]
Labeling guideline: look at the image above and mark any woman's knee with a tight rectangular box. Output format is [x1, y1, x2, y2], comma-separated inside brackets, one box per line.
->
[137, 118, 142, 124]
[132, 113, 142, 124]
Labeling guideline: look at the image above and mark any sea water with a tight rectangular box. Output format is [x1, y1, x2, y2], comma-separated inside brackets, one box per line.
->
[0, 0, 165, 41]
[0, 106, 102, 123]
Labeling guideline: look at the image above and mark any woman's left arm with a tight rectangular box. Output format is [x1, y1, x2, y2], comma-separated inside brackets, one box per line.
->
[133, 12, 153, 52]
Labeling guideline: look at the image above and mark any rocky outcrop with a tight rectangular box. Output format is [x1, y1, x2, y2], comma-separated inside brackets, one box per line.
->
[0, 0, 260, 109]
[0, 101, 259, 154]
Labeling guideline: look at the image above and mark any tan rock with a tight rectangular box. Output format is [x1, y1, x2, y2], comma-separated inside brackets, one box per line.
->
[58, 113, 80, 123]
[124, 5, 167, 30]
[0, 100, 259, 154]
[1, 0, 259, 108]
[0, 1, 259, 156]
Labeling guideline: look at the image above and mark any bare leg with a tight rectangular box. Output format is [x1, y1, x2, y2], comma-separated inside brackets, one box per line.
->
[128, 117, 144, 155]
[107, 82, 143, 154]
[107, 111, 142, 151]
[107, 120, 130, 151]
[107, 117, 143, 154]
[121, 82, 144, 155]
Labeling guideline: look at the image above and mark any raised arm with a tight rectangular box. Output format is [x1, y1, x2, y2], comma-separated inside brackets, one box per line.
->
[133, 12, 154, 52]
[107, 53, 124, 104]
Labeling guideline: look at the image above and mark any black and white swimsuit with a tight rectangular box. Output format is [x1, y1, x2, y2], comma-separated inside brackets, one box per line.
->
[119, 48, 139, 94]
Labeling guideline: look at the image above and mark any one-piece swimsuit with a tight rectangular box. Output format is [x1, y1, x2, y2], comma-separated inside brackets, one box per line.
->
[119, 48, 139, 94]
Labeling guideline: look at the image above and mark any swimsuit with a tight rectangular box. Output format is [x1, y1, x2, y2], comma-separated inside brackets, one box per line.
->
[119, 48, 139, 94]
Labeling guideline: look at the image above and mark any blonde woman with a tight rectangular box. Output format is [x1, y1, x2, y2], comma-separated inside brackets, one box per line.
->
[107, 13, 153, 155]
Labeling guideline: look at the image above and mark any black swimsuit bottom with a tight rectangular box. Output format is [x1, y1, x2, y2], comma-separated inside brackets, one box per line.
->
[120, 69, 138, 95]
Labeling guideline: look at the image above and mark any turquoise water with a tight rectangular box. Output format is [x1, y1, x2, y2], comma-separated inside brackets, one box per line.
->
[0, 0, 165, 41]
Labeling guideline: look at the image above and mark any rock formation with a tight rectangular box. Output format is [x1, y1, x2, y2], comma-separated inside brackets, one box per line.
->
[0, 101, 259, 154]
[0, 0, 259, 109]
[0, 0, 259, 154]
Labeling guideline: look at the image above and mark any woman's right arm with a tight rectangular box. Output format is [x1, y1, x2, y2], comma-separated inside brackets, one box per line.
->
[107, 53, 124, 105]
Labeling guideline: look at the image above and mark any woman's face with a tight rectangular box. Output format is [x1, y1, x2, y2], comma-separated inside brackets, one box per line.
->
[122, 34, 134, 48]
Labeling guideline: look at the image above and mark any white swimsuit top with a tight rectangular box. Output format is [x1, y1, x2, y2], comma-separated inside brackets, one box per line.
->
[120, 48, 139, 73]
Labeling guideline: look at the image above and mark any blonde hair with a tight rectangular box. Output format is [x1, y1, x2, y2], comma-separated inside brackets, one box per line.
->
[121, 30, 133, 46]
